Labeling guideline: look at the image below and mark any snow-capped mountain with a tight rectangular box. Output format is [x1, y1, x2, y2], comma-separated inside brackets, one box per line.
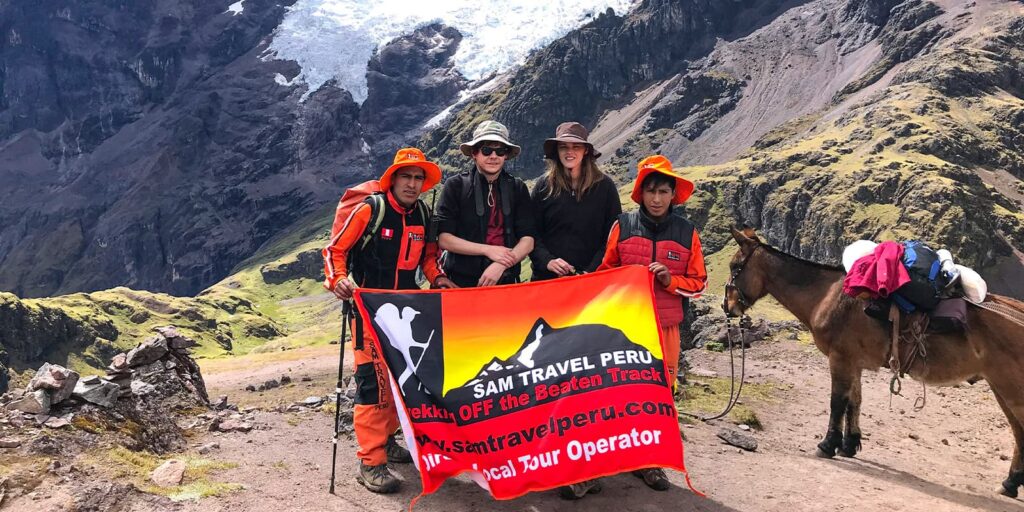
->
[267, 0, 636, 102]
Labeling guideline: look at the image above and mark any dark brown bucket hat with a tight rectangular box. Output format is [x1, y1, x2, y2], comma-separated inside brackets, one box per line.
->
[543, 122, 602, 159]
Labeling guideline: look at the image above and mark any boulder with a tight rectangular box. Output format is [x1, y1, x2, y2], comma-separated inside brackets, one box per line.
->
[7, 389, 51, 414]
[717, 429, 758, 451]
[151, 459, 186, 487]
[0, 437, 22, 448]
[126, 336, 168, 367]
[28, 363, 79, 404]
[154, 326, 181, 339]
[109, 353, 129, 371]
[73, 380, 120, 408]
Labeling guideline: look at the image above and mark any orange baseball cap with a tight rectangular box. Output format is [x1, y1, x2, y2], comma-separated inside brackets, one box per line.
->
[630, 155, 695, 205]
[380, 148, 442, 192]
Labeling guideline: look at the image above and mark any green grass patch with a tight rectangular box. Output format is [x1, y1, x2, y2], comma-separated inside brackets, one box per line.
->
[678, 376, 784, 428]
[89, 446, 241, 502]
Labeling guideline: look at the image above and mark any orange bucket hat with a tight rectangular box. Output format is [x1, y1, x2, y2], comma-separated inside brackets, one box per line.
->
[380, 148, 442, 192]
[630, 155, 695, 205]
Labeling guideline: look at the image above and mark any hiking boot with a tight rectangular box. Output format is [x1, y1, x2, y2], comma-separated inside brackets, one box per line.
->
[558, 479, 602, 500]
[356, 462, 400, 494]
[385, 435, 413, 464]
[633, 468, 670, 491]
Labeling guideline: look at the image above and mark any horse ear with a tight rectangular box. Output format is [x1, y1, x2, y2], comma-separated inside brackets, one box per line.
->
[732, 226, 759, 254]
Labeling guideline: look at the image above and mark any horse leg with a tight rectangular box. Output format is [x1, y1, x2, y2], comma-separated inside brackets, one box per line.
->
[816, 358, 854, 458]
[992, 389, 1024, 498]
[840, 369, 863, 457]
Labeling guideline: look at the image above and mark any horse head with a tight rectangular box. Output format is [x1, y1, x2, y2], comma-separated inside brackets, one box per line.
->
[723, 227, 771, 317]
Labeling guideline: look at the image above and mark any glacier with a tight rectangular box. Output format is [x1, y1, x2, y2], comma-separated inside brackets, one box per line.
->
[267, 0, 636, 102]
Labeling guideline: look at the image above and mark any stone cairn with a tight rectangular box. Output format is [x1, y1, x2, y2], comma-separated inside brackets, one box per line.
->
[1, 326, 209, 425]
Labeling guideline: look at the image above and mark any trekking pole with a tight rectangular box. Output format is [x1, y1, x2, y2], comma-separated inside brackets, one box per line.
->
[329, 299, 352, 495]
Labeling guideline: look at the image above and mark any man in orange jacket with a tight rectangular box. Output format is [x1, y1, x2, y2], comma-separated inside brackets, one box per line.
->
[322, 147, 456, 493]
[597, 154, 707, 493]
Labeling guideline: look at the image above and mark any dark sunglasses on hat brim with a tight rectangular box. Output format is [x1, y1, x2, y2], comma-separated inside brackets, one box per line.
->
[475, 146, 510, 157]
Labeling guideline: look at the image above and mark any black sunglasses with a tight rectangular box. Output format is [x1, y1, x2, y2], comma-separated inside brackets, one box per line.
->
[477, 146, 510, 157]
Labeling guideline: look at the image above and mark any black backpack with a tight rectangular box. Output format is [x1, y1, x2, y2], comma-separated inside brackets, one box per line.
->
[893, 241, 951, 311]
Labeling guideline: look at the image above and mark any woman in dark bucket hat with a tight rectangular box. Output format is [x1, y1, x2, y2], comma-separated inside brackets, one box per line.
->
[530, 122, 621, 283]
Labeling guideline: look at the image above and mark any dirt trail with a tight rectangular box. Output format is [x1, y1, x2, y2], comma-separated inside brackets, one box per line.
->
[180, 340, 1023, 512]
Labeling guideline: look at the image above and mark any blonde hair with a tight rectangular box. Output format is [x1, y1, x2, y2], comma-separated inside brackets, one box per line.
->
[543, 151, 606, 201]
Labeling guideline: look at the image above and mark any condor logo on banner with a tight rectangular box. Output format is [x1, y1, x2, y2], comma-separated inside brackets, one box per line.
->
[353, 266, 693, 501]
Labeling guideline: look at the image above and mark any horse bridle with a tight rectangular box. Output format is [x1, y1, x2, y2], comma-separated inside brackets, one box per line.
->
[724, 244, 760, 314]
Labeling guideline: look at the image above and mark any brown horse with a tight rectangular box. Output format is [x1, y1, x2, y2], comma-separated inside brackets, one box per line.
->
[722, 227, 1024, 498]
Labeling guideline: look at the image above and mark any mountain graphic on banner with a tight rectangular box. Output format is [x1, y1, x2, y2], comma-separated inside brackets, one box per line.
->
[456, 318, 657, 392]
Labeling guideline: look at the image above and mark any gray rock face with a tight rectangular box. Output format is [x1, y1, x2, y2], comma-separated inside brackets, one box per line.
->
[360, 23, 466, 149]
[72, 380, 120, 408]
[0, 0, 366, 298]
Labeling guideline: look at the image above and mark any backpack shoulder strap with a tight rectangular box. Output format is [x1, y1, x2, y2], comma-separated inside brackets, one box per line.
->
[358, 194, 387, 251]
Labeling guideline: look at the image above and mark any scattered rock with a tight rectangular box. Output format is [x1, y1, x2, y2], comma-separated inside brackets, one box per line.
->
[215, 419, 253, 433]
[718, 429, 758, 451]
[738, 424, 751, 431]
[244, 385, 256, 392]
[280, 375, 292, 385]
[197, 442, 220, 454]
[689, 368, 718, 379]
[300, 376, 312, 382]
[151, 459, 186, 487]
[213, 395, 229, 410]
[0, 438, 21, 448]
[81, 375, 102, 386]
[44, 414, 72, 429]
[301, 396, 324, 407]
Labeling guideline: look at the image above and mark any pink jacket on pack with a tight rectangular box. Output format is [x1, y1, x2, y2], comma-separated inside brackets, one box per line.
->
[843, 241, 911, 299]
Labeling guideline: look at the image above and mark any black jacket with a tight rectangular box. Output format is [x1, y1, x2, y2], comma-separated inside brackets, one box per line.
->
[530, 177, 621, 280]
[434, 167, 537, 287]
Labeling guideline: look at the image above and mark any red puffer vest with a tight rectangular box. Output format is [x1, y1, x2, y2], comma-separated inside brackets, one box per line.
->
[616, 210, 695, 326]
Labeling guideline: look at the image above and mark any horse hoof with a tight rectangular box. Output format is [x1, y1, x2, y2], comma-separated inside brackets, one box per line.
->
[838, 448, 858, 458]
[815, 447, 836, 459]
[1000, 482, 1019, 498]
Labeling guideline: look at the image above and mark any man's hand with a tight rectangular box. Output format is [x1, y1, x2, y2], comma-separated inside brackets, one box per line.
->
[546, 258, 575, 277]
[649, 262, 672, 288]
[433, 276, 458, 289]
[332, 279, 355, 300]
[478, 262, 507, 287]
[483, 245, 517, 268]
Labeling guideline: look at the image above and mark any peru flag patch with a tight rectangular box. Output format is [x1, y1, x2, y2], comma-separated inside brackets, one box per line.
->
[381, 228, 394, 240]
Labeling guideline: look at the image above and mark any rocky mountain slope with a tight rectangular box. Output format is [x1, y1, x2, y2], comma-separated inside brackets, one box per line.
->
[2, 0, 1023, 391]
[0, 0, 473, 298]
[424, 0, 1024, 293]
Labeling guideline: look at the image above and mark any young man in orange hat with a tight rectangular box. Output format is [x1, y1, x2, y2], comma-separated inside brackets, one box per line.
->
[597, 154, 707, 492]
[322, 147, 455, 493]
